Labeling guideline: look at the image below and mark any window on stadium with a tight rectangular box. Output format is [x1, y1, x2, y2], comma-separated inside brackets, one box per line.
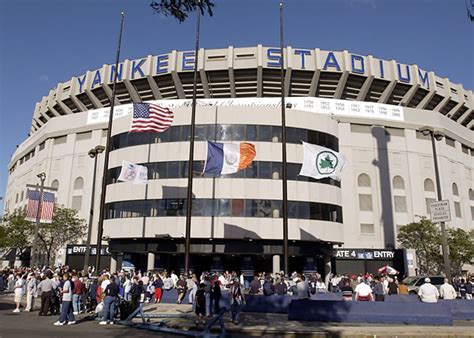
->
[105, 198, 343, 223]
[110, 124, 339, 151]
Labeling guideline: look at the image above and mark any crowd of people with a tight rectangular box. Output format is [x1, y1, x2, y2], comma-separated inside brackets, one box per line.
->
[1, 266, 473, 327]
[326, 273, 474, 303]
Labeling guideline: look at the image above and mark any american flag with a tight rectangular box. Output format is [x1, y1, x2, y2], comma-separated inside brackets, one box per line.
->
[130, 102, 174, 133]
[26, 189, 55, 223]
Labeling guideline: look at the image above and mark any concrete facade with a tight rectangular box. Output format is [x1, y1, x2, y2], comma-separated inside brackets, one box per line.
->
[4, 46, 474, 273]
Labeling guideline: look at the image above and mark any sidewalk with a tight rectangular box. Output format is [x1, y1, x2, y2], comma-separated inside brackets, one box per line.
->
[133, 303, 474, 337]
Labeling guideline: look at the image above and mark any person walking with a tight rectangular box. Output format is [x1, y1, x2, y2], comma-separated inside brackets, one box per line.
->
[194, 283, 206, 325]
[54, 273, 75, 325]
[87, 278, 99, 313]
[176, 274, 188, 304]
[211, 279, 221, 315]
[25, 273, 37, 312]
[372, 276, 385, 301]
[100, 275, 120, 325]
[229, 278, 244, 325]
[72, 275, 85, 314]
[152, 273, 164, 303]
[13, 273, 25, 313]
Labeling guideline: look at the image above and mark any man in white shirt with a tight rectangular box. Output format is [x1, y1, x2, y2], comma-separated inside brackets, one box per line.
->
[354, 280, 373, 301]
[439, 278, 457, 300]
[418, 278, 439, 303]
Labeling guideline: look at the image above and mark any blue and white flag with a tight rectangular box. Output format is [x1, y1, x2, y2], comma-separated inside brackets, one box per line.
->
[203, 141, 256, 175]
[117, 160, 148, 184]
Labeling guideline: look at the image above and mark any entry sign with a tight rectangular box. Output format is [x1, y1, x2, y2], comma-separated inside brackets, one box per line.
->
[429, 200, 451, 222]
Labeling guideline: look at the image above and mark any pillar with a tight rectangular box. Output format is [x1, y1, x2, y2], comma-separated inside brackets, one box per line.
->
[272, 255, 280, 275]
[110, 254, 117, 274]
[147, 252, 155, 271]
[324, 255, 332, 287]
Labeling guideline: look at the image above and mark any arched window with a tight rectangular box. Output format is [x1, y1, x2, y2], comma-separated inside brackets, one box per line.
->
[392, 176, 405, 190]
[358, 173, 371, 187]
[74, 177, 84, 190]
[424, 178, 435, 192]
[452, 183, 459, 196]
[469, 188, 474, 201]
[51, 180, 59, 190]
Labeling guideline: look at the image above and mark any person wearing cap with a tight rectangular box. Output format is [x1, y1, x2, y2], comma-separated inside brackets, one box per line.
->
[418, 277, 439, 303]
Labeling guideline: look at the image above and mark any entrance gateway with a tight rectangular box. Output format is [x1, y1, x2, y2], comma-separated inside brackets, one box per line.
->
[81, 237, 336, 278]
[332, 248, 407, 277]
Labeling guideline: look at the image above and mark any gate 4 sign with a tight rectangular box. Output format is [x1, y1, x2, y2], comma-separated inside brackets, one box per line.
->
[429, 200, 451, 223]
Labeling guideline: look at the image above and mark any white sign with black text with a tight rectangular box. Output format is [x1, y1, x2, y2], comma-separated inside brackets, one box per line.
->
[429, 200, 451, 223]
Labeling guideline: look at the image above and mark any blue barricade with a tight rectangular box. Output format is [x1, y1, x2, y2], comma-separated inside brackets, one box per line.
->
[310, 293, 343, 301]
[288, 299, 453, 325]
[243, 294, 296, 313]
[442, 300, 474, 320]
[385, 294, 420, 302]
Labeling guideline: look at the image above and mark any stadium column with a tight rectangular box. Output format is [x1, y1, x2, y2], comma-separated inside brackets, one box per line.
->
[272, 255, 280, 275]
[110, 255, 117, 274]
[324, 255, 332, 286]
[147, 252, 155, 271]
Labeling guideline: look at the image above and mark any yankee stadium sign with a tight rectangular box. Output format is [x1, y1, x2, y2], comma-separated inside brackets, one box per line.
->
[74, 47, 431, 94]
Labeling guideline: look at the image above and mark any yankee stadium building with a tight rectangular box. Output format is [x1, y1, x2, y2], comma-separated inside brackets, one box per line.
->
[3, 46, 474, 277]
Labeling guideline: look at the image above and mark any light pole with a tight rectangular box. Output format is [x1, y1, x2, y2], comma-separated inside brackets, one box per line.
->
[83, 145, 105, 274]
[420, 126, 452, 281]
[30, 172, 46, 268]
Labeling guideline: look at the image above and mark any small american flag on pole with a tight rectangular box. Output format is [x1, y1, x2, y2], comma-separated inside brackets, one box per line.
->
[130, 102, 174, 133]
[26, 189, 55, 223]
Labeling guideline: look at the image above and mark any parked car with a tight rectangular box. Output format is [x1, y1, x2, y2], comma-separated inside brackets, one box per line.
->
[402, 276, 445, 294]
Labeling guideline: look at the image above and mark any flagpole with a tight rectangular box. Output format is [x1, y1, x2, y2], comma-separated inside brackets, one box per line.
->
[142, 143, 152, 237]
[94, 11, 125, 275]
[184, 0, 202, 275]
[280, 0, 290, 275]
[30, 173, 46, 268]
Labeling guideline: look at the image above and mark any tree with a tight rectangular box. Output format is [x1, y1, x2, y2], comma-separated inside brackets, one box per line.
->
[1, 210, 32, 255]
[398, 217, 474, 276]
[150, 0, 214, 22]
[397, 217, 442, 274]
[35, 206, 87, 267]
[447, 228, 474, 275]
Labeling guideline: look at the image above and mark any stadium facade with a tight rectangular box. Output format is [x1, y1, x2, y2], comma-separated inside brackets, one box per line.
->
[4, 45, 474, 276]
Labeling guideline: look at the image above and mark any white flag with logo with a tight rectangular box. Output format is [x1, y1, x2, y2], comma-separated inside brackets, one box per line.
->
[117, 160, 148, 184]
[299, 142, 346, 181]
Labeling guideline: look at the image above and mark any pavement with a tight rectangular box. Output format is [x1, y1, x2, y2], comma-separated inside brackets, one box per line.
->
[137, 302, 474, 337]
[1, 293, 474, 337]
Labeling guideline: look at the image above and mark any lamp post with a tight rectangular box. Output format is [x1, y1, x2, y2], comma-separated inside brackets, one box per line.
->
[30, 172, 46, 268]
[83, 145, 105, 274]
[420, 127, 452, 281]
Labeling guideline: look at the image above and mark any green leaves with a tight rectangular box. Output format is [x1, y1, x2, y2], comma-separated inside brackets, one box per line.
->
[150, 0, 215, 22]
[319, 155, 334, 169]
[1, 206, 86, 266]
[36, 205, 87, 266]
[397, 217, 474, 275]
[1, 210, 32, 251]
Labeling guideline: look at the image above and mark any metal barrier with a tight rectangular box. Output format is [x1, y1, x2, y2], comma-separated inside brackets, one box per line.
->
[118, 303, 228, 337]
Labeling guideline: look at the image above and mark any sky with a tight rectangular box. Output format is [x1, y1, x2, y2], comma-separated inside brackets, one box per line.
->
[0, 0, 473, 214]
